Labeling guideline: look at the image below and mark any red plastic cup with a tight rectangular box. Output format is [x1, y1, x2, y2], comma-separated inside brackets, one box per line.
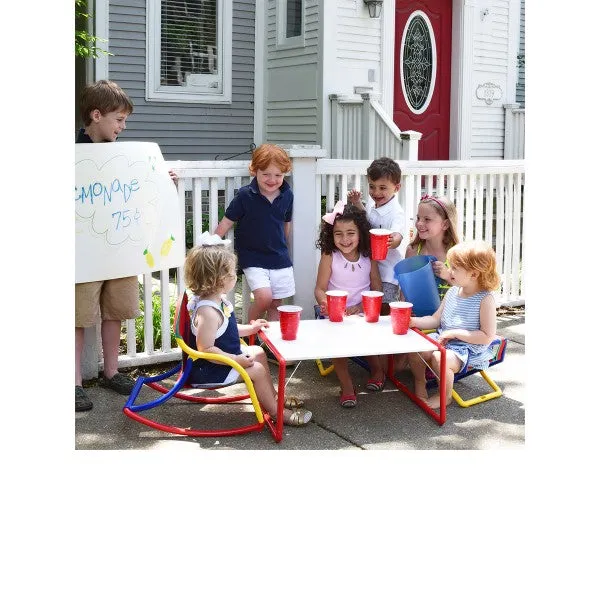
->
[326, 290, 348, 322]
[277, 305, 302, 340]
[389, 301, 413, 335]
[361, 290, 384, 323]
[370, 228, 391, 260]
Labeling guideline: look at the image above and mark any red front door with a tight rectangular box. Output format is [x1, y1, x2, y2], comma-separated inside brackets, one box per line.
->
[393, 0, 452, 160]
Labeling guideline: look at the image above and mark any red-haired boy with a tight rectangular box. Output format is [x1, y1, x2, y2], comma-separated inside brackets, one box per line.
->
[215, 144, 295, 322]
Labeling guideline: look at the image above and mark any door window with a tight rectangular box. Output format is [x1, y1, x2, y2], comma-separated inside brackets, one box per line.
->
[400, 11, 437, 114]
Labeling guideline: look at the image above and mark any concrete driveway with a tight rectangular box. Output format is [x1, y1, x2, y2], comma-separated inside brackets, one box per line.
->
[75, 310, 525, 451]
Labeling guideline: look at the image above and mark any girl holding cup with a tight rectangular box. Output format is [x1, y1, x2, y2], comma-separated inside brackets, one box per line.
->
[314, 203, 386, 407]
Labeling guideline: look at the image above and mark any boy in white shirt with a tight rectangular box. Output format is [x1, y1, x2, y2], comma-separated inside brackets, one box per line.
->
[347, 157, 405, 304]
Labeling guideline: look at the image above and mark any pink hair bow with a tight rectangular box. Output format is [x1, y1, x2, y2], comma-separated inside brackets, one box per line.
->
[322, 200, 346, 225]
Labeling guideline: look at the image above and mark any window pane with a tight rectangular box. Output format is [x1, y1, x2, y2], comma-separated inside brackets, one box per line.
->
[161, 0, 218, 87]
[286, 0, 302, 38]
[402, 15, 434, 111]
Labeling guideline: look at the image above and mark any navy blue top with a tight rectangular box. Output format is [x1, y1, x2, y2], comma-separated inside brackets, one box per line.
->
[187, 298, 242, 385]
[76, 128, 93, 143]
[224, 177, 293, 270]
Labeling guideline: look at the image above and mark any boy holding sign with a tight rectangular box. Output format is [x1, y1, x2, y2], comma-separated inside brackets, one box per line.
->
[75, 80, 139, 411]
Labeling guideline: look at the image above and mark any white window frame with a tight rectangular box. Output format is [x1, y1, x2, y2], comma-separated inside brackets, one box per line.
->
[146, 0, 232, 104]
[276, 0, 305, 49]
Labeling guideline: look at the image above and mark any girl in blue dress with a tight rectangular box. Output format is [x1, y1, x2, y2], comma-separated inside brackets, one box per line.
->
[184, 236, 312, 426]
[407, 240, 500, 409]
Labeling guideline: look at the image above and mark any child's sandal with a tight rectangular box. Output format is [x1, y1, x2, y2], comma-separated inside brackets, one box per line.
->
[366, 376, 385, 392]
[284, 408, 312, 427]
[340, 389, 357, 408]
[284, 396, 305, 409]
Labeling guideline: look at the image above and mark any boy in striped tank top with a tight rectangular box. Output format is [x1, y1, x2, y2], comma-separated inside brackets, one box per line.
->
[407, 241, 500, 409]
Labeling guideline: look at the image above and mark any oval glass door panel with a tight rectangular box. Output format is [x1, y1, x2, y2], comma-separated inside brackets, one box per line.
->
[400, 11, 437, 114]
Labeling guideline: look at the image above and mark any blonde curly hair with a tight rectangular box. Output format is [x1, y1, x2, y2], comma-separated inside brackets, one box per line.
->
[184, 244, 237, 297]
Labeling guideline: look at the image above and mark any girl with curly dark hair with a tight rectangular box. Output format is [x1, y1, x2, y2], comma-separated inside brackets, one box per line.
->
[314, 202, 385, 408]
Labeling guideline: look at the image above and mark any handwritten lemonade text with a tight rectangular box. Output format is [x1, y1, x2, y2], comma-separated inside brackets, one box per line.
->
[75, 177, 140, 206]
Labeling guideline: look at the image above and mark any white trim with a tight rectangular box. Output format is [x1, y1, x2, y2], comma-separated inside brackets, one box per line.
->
[94, 0, 109, 80]
[254, 0, 265, 144]
[449, 0, 474, 160]
[505, 0, 520, 105]
[145, 0, 232, 104]
[276, 0, 305, 49]
[399, 10, 437, 115]
[381, 0, 394, 114]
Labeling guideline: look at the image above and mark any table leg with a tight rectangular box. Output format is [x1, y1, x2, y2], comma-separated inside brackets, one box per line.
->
[257, 332, 285, 442]
[386, 329, 447, 425]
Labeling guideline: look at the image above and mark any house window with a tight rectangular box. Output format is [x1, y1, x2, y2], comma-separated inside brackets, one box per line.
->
[146, 0, 232, 103]
[286, 0, 302, 38]
[277, 0, 304, 48]
[400, 11, 436, 114]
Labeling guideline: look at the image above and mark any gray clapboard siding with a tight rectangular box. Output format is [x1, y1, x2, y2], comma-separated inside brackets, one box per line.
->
[265, 0, 320, 145]
[107, 0, 256, 161]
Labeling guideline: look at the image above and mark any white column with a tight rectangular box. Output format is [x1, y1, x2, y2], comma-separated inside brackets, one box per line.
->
[503, 103, 519, 159]
[380, 0, 395, 115]
[94, 0, 109, 80]
[253, 0, 265, 145]
[506, 0, 521, 105]
[283, 145, 328, 318]
[450, 0, 476, 159]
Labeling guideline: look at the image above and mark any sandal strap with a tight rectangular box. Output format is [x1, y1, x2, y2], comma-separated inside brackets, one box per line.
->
[284, 396, 305, 409]
[286, 408, 312, 426]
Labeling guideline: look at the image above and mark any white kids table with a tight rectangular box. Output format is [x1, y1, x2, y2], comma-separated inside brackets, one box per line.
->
[258, 315, 447, 442]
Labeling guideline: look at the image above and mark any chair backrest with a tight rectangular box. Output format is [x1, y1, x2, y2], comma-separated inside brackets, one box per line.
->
[174, 291, 193, 361]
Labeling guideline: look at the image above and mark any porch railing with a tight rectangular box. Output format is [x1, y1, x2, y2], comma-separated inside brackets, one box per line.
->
[85, 152, 524, 373]
[329, 92, 421, 160]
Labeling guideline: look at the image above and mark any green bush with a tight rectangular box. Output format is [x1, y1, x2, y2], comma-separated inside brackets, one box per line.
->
[134, 291, 177, 352]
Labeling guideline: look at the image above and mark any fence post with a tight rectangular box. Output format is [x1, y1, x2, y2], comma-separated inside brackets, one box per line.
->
[398, 131, 422, 246]
[329, 94, 341, 159]
[283, 145, 328, 319]
[399, 130, 421, 161]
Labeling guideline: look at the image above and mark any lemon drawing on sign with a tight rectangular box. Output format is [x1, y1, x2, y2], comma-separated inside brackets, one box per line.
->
[144, 248, 155, 268]
[160, 235, 175, 257]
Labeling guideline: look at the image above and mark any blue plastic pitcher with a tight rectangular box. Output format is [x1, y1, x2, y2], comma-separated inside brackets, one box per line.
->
[393, 255, 441, 317]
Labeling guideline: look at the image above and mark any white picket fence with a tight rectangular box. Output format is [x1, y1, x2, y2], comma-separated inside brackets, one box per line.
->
[111, 153, 524, 370]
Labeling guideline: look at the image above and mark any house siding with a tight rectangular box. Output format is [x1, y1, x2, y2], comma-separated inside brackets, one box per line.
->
[516, 0, 525, 107]
[264, 0, 320, 144]
[106, 0, 256, 161]
[337, 0, 381, 65]
[471, 0, 511, 159]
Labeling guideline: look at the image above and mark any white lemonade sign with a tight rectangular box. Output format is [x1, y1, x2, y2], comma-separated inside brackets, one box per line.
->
[75, 141, 184, 283]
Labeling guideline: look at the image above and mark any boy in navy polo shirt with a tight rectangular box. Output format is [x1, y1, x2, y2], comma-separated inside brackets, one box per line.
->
[215, 144, 295, 322]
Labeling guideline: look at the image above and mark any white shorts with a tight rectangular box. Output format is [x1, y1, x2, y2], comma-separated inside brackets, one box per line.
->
[243, 266, 295, 299]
